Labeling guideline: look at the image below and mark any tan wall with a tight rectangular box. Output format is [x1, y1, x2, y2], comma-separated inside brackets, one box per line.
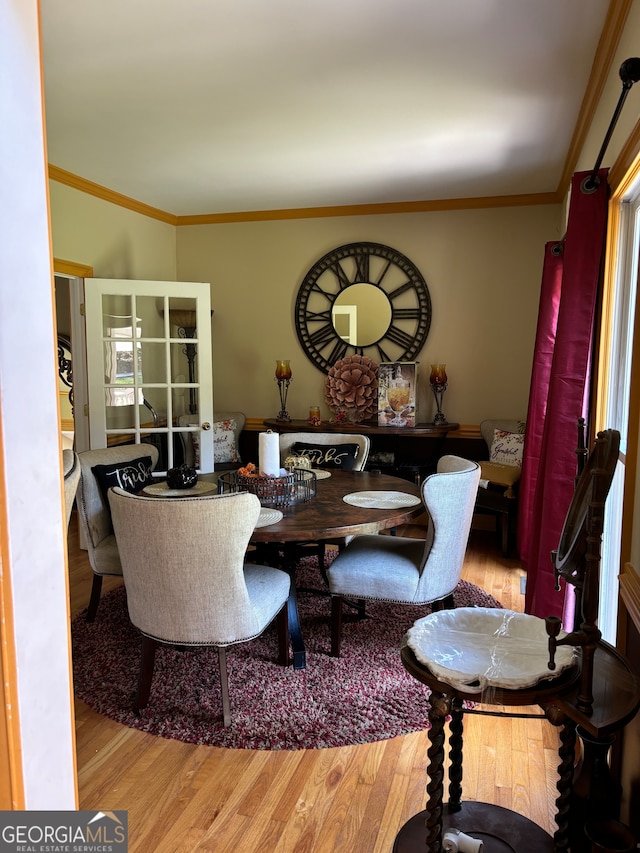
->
[176, 205, 560, 424]
[48, 182, 559, 427]
[49, 182, 177, 281]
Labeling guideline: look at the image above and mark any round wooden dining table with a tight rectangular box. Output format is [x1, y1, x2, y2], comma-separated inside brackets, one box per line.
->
[245, 469, 425, 668]
[249, 469, 424, 544]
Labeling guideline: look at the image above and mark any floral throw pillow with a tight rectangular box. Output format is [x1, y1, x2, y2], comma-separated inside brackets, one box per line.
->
[213, 419, 240, 464]
[489, 429, 524, 467]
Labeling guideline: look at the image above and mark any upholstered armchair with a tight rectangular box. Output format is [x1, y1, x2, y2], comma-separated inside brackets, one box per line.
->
[63, 449, 80, 529]
[474, 419, 525, 556]
[326, 455, 481, 656]
[108, 488, 294, 726]
[76, 444, 160, 621]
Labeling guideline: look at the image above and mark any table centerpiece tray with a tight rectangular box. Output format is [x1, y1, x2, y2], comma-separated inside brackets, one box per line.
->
[218, 469, 317, 508]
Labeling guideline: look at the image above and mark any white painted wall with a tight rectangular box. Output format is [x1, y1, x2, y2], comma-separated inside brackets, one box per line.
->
[0, 0, 77, 806]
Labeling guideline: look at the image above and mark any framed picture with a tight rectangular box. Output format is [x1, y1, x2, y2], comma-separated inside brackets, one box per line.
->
[378, 362, 418, 428]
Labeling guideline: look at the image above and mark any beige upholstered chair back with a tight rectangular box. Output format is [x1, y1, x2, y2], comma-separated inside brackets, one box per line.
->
[77, 444, 159, 553]
[63, 449, 81, 529]
[414, 455, 481, 602]
[278, 432, 370, 471]
[108, 489, 267, 645]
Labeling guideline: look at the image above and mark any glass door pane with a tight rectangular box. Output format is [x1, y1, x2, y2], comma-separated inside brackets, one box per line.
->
[85, 280, 214, 473]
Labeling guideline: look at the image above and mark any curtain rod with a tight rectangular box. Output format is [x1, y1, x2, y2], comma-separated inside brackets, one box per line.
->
[582, 57, 640, 193]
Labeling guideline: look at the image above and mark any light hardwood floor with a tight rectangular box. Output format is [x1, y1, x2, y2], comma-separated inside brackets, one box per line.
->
[69, 512, 560, 852]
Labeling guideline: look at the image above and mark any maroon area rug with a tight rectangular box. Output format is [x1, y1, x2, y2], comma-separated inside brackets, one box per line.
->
[71, 555, 501, 750]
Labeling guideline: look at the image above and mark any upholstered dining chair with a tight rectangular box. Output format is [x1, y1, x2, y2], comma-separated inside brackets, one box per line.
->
[278, 431, 370, 472]
[326, 455, 481, 656]
[277, 431, 372, 577]
[76, 443, 159, 621]
[108, 488, 293, 727]
[63, 449, 81, 529]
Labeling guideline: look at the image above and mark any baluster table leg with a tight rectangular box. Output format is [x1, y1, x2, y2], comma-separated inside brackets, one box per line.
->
[448, 697, 464, 812]
[546, 706, 576, 853]
[424, 692, 451, 852]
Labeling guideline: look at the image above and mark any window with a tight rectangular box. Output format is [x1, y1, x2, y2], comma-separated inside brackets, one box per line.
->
[597, 190, 639, 641]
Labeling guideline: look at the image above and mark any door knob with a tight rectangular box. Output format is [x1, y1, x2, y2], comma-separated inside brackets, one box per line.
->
[201, 422, 211, 430]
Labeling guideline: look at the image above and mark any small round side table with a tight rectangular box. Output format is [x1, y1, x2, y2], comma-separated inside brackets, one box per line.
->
[394, 641, 640, 853]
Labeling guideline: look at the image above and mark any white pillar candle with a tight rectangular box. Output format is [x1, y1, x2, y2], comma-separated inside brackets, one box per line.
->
[259, 431, 280, 477]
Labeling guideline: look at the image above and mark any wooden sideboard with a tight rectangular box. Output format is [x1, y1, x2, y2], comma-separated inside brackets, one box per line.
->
[262, 418, 460, 482]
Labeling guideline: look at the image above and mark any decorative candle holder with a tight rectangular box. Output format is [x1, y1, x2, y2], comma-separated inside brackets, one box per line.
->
[429, 363, 448, 425]
[307, 405, 322, 426]
[275, 359, 292, 422]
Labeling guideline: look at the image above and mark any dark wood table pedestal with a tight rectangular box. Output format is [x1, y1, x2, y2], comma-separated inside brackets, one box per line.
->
[395, 641, 640, 853]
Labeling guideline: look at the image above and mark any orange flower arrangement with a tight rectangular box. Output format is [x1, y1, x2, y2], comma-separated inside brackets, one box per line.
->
[238, 462, 260, 477]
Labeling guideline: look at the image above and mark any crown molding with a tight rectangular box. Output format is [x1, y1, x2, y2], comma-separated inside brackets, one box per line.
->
[557, 0, 634, 197]
[53, 258, 94, 278]
[49, 164, 560, 226]
[48, 165, 177, 225]
[174, 192, 560, 226]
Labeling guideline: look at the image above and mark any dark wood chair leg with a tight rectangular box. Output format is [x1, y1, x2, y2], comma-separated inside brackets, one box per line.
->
[276, 602, 290, 666]
[330, 595, 343, 657]
[218, 646, 231, 728]
[432, 593, 455, 611]
[85, 574, 103, 622]
[133, 635, 157, 713]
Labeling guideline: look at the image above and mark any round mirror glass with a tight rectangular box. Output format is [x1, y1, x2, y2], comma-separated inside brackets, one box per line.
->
[331, 283, 392, 347]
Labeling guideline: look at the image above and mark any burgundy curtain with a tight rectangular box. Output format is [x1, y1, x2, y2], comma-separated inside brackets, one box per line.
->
[517, 244, 563, 564]
[518, 169, 609, 622]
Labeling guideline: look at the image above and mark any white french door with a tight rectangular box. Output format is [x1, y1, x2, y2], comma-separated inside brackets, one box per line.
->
[85, 279, 214, 473]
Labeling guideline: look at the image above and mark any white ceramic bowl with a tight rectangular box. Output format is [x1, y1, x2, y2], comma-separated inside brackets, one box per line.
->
[404, 607, 577, 693]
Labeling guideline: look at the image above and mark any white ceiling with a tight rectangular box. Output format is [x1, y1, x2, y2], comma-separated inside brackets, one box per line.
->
[41, 0, 612, 217]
